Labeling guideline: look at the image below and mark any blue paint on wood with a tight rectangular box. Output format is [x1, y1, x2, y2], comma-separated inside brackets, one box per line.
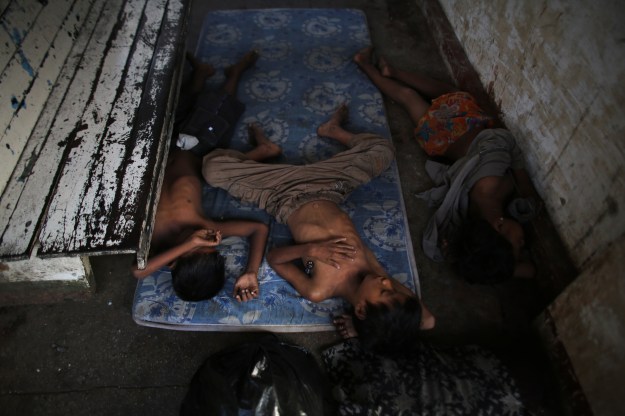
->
[10, 95, 25, 110]
[9, 26, 23, 45]
[18, 49, 34, 77]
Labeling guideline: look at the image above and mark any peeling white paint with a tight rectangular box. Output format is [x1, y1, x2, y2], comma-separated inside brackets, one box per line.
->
[0, 0, 188, 277]
[0, 0, 83, 196]
[82, 0, 168, 248]
[0, 0, 43, 71]
[0, 0, 104, 257]
[39, 0, 140, 251]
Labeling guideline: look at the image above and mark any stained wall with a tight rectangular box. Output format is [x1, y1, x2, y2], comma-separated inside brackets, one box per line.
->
[427, 0, 625, 413]
[434, 0, 624, 267]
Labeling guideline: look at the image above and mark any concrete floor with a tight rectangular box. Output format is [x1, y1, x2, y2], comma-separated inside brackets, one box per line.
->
[0, 1, 562, 415]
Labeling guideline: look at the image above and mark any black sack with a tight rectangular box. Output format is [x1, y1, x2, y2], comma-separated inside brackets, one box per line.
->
[180, 335, 336, 416]
[177, 91, 244, 157]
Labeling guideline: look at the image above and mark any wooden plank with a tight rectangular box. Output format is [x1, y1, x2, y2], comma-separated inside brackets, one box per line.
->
[0, 28, 13, 74]
[38, 0, 147, 254]
[49, 0, 167, 250]
[0, 0, 109, 258]
[0, 0, 51, 183]
[0, 0, 42, 72]
[0, 0, 78, 196]
[120, 0, 189, 267]
[0, 0, 189, 261]
[84, 0, 175, 251]
[39, 0, 188, 258]
[0, 0, 71, 150]
[0, 0, 12, 15]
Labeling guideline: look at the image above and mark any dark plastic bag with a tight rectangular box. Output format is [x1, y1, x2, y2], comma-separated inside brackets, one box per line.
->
[180, 334, 336, 416]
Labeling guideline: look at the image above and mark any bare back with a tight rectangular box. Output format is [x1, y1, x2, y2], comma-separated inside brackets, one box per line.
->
[152, 150, 210, 251]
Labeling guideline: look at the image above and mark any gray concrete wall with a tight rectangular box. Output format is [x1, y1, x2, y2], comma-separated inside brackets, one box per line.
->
[547, 235, 625, 415]
[431, 0, 625, 413]
[435, 0, 625, 269]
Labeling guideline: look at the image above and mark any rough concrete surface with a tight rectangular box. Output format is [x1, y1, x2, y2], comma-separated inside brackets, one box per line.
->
[0, 1, 563, 415]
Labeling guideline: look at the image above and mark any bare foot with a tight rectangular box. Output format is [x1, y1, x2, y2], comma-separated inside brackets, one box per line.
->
[246, 123, 282, 161]
[353, 46, 374, 66]
[225, 50, 259, 77]
[316, 103, 349, 138]
[185, 52, 215, 78]
[378, 56, 392, 77]
[333, 314, 358, 339]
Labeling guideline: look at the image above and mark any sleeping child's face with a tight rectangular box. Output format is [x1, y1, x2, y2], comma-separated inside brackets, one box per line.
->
[355, 274, 413, 309]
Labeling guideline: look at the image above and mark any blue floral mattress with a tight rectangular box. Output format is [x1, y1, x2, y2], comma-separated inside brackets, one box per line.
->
[132, 8, 420, 331]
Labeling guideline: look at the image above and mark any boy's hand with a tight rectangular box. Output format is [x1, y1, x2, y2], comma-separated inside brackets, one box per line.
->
[310, 237, 356, 269]
[189, 229, 222, 247]
[234, 271, 259, 302]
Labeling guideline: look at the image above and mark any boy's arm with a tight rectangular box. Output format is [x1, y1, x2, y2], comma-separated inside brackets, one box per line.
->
[266, 237, 356, 302]
[217, 220, 269, 301]
[266, 243, 321, 301]
[132, 230, 221, 279]
[132, 242, 193, 279]
[217, 220, 268, 273]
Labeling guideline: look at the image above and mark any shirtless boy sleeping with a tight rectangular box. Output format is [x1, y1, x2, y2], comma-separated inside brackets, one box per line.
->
[202, 104, 435, 353]
[132, 51, 270, 302]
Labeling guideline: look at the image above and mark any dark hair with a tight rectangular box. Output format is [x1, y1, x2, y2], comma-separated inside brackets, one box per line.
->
[351, 296, 422, 356]
[171, 252, 225, 301]
[452, 219, 515, 284]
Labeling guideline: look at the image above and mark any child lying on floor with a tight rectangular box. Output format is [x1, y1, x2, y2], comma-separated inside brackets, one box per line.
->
[132, 51, 272, 303]
[202, 104, 434, 354]
[354, 47, 540, 283]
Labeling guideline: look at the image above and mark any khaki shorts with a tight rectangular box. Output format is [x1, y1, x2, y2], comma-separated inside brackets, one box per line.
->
[203, 133, 394, 223]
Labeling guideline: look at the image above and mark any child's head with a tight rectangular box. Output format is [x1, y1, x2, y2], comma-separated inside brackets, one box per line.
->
[452, 218, 516, 284]
[171, 251, 225, 301]
[351, 296, 422, 356]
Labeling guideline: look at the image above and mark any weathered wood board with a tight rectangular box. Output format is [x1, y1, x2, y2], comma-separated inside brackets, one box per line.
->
[0, 0, 189, 270]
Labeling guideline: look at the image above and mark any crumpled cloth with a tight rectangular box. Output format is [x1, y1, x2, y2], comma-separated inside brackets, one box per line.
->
[417, 128, 525, 262]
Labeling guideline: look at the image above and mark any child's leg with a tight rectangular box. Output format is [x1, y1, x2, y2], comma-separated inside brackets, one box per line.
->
[183, 52, 215, 96]
[354, 48, 430, 125]
[245, 123, 282, 161]
[221, 50, 259, 97]
[316, 103, 354, 146]
[378, 56, 458, 99]
[171, 54, 215, 148]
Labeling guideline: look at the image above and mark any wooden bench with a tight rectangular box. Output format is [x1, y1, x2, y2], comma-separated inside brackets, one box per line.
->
[0, 0, 190, 304]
